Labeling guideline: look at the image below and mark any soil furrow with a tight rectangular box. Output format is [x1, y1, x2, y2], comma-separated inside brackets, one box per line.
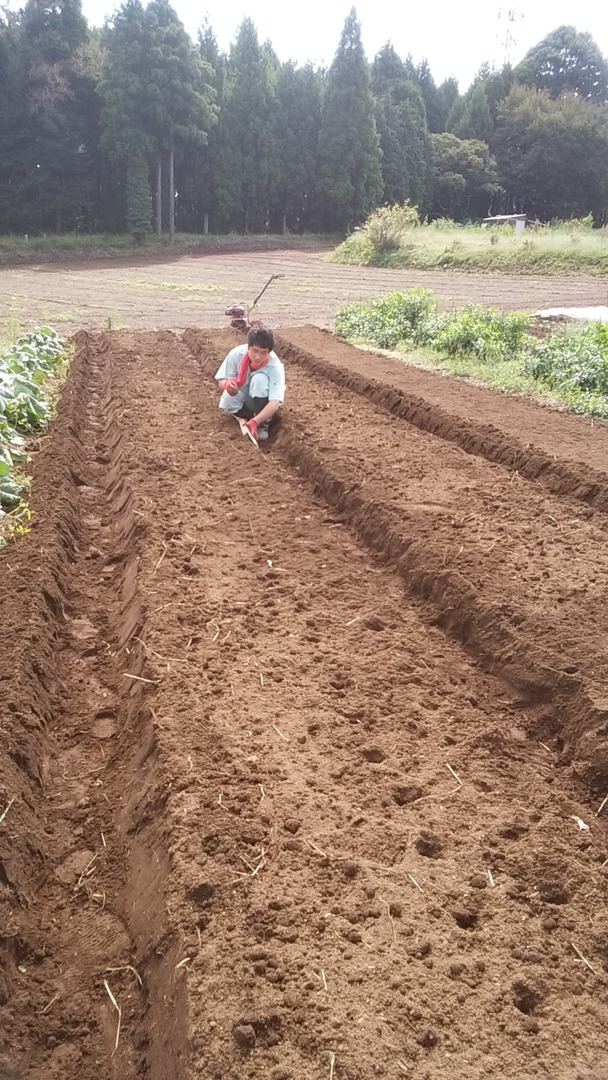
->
[1, 337, 184, 1079]
[3, 325, 608, 1080]
[186, 329, 608, 793]
[276, 325, 608, 476]
[275, 327, 608, 515]
[102, 328, 607, 1079]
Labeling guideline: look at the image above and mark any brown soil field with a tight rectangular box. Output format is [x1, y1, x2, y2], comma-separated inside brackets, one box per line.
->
[1, 248, 607, 333]
[2, 257, 608, 1080]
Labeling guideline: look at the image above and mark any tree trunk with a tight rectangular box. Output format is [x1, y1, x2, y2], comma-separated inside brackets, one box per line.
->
[169, 144, 175, 243]
[155, 158, 162, 235]
[282, 210, 287, 235]
[203, 212, 209, 235]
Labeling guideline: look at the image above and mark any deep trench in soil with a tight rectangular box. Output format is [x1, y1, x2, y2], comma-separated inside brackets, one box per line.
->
[1, 328, 608, 1080]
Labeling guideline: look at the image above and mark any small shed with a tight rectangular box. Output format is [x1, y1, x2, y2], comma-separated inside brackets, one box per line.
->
[482, 214, 527, 238]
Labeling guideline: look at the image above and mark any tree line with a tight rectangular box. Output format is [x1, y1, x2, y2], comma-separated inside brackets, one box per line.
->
[1, 1, 608, 238]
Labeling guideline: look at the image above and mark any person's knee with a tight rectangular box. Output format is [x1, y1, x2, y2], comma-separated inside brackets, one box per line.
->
[249, 371, 270, 398]
[219, 390, 243, 413]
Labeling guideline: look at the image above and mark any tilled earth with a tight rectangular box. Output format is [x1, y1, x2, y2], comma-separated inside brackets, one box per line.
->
[1, 248, 608, 332]
[2, 325, 608, 1080]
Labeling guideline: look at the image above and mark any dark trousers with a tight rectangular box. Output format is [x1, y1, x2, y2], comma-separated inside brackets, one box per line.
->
[237, 396, 269, 421]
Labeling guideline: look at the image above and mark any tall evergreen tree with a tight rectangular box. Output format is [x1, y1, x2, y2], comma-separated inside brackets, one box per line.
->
[271, 62, 322, 232]
[316, 8, 382, 232]
[0, 12, 32, 232]
[176, 22, 226, 233]
[475, 63, 514, 124]
[371, 44, 430, 211]
[446, 94, 466, 135]
[144, 0, 216, 237]
[99, 0, 215, 237]
[453, 82, 493, 142]
[98, 0, 154, 236]
[416, 59, 443, 132]
[99, 1, 155, 169]
[212, 18, 278, 232]
[436, 77, 459, 132]
[6, 0, 95, 231]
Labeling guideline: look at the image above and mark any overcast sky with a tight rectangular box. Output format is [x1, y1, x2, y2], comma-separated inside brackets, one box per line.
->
[14, 0, 608, 91]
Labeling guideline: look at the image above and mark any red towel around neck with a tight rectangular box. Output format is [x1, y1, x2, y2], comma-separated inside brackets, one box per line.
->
[235, 350, 269, 388]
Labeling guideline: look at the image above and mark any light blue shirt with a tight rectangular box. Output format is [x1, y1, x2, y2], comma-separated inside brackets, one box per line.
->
[215, 345, 286, 403]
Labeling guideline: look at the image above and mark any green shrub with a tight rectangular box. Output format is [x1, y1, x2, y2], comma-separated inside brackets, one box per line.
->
[334, 288, 437, 349]
[330, 233, 374, 265]
[432, 306, 528, 363]
[525, 322, 608, 394]
[0, 327, 66, 521]
[364, 202, 419, 252]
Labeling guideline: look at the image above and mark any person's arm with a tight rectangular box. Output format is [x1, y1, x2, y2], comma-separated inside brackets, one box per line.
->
[252, 399, 281, 424]
[215, 349, 240, 392]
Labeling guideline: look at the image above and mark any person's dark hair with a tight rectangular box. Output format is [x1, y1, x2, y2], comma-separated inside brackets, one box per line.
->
[247, 326, 275, 351]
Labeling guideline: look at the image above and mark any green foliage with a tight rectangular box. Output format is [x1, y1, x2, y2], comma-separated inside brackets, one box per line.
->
[371, 45, 431, 212]
[494, 86, 608, 222]
[334, 289, 438, 348]
[334, 287, 608, 417]
[363, 202, 419, 251]
[144, 0, 217, 154]
[0, 326, 66, 541]
[330, 218, 608, 274]
[515, 25, 608, 102]
[212, 18, 279, 232]
[270, 62, 322, 232]
[430, 306, 528, 362]
[525, 323, 608, 395]
[335, 289, 526, 360]
[0, 10, 607, 238]
[453, 83, 493, 143]
[416, 60, 444, 133]
[0, 0, 99, 234]
[430, 132, 500, 220]
[126, 153, 152, 239]
[315, 8, 383, 232]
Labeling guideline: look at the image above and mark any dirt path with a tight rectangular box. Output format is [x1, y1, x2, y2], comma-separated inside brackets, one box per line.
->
[2, 328, 608, 1079]
[1, 249, 607, 334]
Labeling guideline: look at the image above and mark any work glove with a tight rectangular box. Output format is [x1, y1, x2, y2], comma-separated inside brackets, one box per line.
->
[225, 378, 239, 396]
[244, 418, 258, 440]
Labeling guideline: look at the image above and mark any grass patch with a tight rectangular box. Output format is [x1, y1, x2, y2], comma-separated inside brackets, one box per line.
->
[335, 289, 608, 419]
[329, 219, 608, 276]
[0, 232, 336, 267]
[118, 278, 220, 292]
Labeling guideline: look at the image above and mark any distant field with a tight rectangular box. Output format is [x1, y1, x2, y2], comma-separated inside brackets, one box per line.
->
[1, 249, 607, 339]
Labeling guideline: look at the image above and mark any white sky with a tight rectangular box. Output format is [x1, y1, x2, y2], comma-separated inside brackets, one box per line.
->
[10, 0, 608, 91]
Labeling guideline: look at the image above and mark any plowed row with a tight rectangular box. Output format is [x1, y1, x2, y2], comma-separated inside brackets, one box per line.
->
[2, 248, 608, 333]
[1, 328, 608, 1080]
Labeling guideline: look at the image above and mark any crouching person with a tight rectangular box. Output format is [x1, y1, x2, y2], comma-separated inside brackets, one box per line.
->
[215, 327, 285, 442]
